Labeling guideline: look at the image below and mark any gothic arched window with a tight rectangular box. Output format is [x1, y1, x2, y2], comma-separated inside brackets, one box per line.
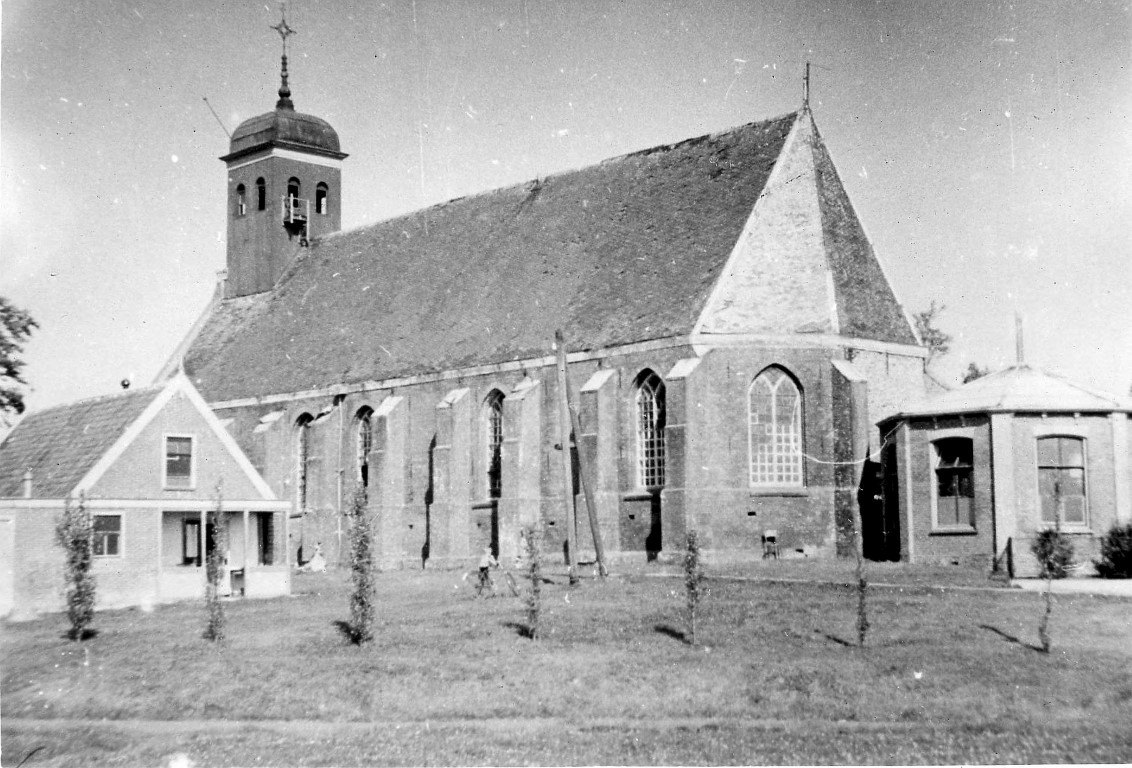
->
[483, 390, 505, 499]
[355, 407, 373, 488]
[748, 366, 803, 487]
[634, 370, 666, 489]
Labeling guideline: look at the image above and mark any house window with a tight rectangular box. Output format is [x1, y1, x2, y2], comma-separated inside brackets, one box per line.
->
[316, 182, 329, 215]
[635, 371, 666, 489]
[165, 436, 193, 488]
[1037, 436, 1087, 526]
[93, 514, 121, 557]
[748, 367, 803, 487]
[355, 407, 373, 488]
[256, 177, 266, 210]
[934, 437, 974, 528]
[235, 184, 247, 216]
[484, 390, 504, 499]
[296, 414, 313, 512]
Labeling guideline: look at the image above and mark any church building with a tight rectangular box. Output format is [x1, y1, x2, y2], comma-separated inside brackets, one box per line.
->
[164, 36, 931, 570]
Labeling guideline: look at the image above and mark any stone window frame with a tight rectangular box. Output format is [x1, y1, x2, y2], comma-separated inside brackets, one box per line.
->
[747, 365, 804, 489]
[163, 433, 196, 490]
[482, 389, 505, 500]
[92, 513, 122, 558]
[1035, 433, 1090, 530]
[633, 369, 666, 491]
[295, 413, 314, 513]
[355, 406, 374, 488]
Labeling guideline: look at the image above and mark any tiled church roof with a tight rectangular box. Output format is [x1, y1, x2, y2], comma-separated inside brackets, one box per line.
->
[183, 110, 916, 403]
[0, 386, 162, 499]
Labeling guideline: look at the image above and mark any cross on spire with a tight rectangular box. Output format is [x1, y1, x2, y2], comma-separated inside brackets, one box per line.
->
[272, 3, 297, 110]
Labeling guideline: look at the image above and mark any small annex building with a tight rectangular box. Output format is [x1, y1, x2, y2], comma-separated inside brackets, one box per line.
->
[0, 374, 291, 620]
[876, 364, 1132, 576]
[159, 46, 934, 571]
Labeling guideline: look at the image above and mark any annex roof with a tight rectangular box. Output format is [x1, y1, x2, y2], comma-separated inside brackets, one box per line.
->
[184, 110, 917, 403]
[0, 386, 162, 499]
[880, 364, 1132, 423]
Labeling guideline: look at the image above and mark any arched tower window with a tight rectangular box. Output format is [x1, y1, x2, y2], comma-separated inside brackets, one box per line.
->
[256, 177, 266, 211]
[634, 370, 666, 489]
[316, 182, 329, 215]
[748, 366, 803, 487]
[295, 413, 313, 511]
[483, 390, 505, 499]
[355, 407, 373, 488]
[235, 184, 247, 216]
[287, 177, 301, 202]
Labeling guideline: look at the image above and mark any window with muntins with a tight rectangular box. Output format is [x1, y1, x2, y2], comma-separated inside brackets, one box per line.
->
[93, 514, 121, 557]
[165, 436, 193, 488]
[484, 390, 505, 499]
[296, 414, 313, 511]
[748, 368, 803, 487]
[635, 371, 666, 489]
[934, 437, 974, 528]
[1038, 436, 1087, 526]
[356, 408, 373, 488]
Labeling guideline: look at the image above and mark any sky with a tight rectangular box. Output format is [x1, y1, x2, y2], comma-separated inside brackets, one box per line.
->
[2, 0, 1130, 417]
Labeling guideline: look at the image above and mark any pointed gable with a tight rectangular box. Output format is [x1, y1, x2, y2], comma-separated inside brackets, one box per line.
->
[0, 387, 162, 498]
[695, 113, 918, 343]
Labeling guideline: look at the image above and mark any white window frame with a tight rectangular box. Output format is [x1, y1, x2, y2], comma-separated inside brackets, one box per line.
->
[92, 513, 123, 558]
[163, 433, 196, 490]
[929, 431, 976, 532]
[635, 371, 666, 490]
[747, 367, 804, 488]
[1035, 432, 1090, 531]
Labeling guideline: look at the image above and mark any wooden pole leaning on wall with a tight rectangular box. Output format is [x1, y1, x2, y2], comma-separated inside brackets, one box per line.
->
[554, 331, 579, 585]
[555, 330, 608, 579]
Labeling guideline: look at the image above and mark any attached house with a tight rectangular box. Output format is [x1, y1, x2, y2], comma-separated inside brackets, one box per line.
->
[0, 374, 291, 620]
[876, 364, 1132, 576]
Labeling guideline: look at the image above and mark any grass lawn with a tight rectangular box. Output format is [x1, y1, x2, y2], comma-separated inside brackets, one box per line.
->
[3, 560, 1131, 766]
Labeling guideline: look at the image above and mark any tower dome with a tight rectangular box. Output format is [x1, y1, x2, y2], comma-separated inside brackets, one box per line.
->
[222, 108, 344, 162]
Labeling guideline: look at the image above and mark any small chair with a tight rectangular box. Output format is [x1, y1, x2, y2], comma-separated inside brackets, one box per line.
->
[762, 530, 779, 559]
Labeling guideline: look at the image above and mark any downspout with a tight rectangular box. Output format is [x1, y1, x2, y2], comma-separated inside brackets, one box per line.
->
[336, 396, 345, 566]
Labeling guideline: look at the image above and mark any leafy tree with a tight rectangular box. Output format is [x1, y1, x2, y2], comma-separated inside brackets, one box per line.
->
[55, 494, 96, 641]
[346, 487, 376, 644]
[913, 301, 951, 365]
[1, 297, 38, 425]
[1095, 523, 1132, 579]
[962, 362, 991, 383]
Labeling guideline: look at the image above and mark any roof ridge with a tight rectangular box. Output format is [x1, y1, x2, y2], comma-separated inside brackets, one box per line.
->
[315, 111, 802, 246]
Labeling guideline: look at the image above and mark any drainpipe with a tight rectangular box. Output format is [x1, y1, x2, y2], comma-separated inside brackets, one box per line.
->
[337, 396, 345, 566]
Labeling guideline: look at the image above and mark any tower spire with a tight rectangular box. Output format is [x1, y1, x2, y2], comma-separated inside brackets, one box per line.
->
[271, 3, 297, 110]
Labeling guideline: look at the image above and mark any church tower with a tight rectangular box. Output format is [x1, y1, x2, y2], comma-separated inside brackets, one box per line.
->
[220, 10, 347, 298]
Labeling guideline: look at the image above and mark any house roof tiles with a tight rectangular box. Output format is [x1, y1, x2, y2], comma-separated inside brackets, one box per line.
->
[0, 386, 162, 499]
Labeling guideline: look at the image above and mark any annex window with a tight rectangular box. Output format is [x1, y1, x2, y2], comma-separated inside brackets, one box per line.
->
[315, 182, 329, 215]
[748, 367, 803, 487]
[355, 407, 373, 488]
[256, 177, 266, 210]
[635, 371, 666, 489]
[165, 436, 193, 488]
[235, 184, 247, 216]
[1037, 436, 1087, 526]
[295, 414, 313, 512]
[483, 390, 505, 499]
[933, 437, 974, 528]
[93, 514, 121, 557]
